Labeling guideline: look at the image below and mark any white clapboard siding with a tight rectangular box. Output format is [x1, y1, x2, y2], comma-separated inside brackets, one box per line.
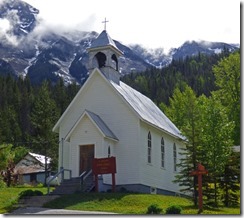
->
[55, 68, 186, 193]
[70, 115, 104, 177]
[58, 135, 71, 179]
[58, 69, 141, 183]
[139, 122, 185, 193]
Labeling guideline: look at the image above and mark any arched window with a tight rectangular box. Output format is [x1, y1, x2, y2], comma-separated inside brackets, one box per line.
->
[161, 137, 165, 168]
[111, 54, 118, 70]
[173, 143, 177, 171]
[147, 132, 152, 163]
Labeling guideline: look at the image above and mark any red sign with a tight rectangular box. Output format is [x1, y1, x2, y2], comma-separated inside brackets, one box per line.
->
[92, 157, 116, 175]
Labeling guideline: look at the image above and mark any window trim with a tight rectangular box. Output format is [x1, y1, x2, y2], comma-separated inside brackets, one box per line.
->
[173, 143, 177, 172]
[147, 131, 152, 164]
[161, 137, 165, 168]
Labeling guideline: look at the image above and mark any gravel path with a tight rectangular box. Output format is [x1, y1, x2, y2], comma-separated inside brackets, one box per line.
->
[5, 195, 117, 215]
[7, 207, 117, 215]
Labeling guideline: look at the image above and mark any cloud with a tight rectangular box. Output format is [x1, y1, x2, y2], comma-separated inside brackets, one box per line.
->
[0, 0, 8, 7]
[0, 16, 20, 46]
[0, 2, 24, 46]
[26, 13, 97, 41]
[0, 18, 10, 32]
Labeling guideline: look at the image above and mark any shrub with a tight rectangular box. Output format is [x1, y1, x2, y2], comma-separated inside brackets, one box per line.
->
[165, 205, 182, 214]
[119, 187, 127, 193]
[19, 189, 43, 199]
[0, 178, 6, 188]
[36, 183, 44, 188]
[146, 204, 163, 214]
[119, 187, 136, 193]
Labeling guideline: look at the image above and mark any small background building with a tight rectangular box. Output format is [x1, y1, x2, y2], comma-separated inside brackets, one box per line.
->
[14, 152, 51, 185]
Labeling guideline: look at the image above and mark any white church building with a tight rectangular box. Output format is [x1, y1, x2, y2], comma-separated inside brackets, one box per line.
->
[53, 30, 186, 195]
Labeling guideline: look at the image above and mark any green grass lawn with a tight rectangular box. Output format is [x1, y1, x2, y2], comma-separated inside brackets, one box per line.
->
[0, 188, 240, 215]
[0, 186, 49, 214]
[44, 192, 240, 215]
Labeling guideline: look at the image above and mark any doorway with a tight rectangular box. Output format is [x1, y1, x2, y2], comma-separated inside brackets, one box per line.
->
[79, 144, 94, 174]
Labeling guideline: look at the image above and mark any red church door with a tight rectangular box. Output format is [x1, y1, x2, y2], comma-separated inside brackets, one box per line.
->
[80, 144, 94, 174]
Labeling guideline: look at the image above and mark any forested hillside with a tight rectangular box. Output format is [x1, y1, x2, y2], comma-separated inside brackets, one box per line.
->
[0, 76, 80, 169]
[122, 49, 232, 105]
[0, 49, 238, 171]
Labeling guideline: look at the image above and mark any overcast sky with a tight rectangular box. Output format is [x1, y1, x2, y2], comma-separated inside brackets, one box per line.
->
[23, 0, 240, 52]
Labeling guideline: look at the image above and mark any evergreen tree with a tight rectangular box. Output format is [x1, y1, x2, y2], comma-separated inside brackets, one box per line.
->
[66, 82, 81, 104]
[122, 50, 231, 106]
[165, 85, 202, 206]
[30, 80, 59, 172]
[0, 106, 22, 144]
[17, 76, 34, 142]
[52, 78, 69, 114]
[219, 149, 240, 207]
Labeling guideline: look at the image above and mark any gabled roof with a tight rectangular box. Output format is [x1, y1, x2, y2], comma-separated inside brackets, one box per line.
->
[64, 110, 118, 142]
[53, 68, 185, 141]
[111, 81, 185, 140]
[88, 30, 123, 55]
[28, 152, 51, 165]
[14, 152, 51, 175]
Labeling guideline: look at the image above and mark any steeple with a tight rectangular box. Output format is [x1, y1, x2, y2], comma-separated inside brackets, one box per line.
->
[87, 30, 123, 84]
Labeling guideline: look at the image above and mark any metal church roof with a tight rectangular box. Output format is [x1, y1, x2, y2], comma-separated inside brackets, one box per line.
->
[111, 80, 185, 140]
[86, 110, 119, 141]
[88, 30, 123, 54]
[64, 109, 118, 142]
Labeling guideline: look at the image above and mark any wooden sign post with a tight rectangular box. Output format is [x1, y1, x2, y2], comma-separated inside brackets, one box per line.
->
[92, 157, 116, 192]
[190, 163, 208, 213]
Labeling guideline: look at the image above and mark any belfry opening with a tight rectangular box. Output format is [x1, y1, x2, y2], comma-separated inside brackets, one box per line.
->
[94, 52, 106, 68]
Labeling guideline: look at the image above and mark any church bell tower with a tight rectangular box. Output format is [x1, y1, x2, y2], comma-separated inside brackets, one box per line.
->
[87, 28, 123, 84]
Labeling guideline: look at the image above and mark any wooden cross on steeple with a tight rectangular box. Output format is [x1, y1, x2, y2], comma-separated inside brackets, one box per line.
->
[102, 17, 109, 30]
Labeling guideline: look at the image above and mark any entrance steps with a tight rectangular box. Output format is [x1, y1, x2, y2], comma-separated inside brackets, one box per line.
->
[49, 173, 95, 195]
[81, 172, 95, 192]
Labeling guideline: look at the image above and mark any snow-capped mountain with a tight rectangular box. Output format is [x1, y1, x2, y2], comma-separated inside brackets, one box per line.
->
[0, 0, 152, 84]
[170, 40, 239, 61]
[0, 0, 38, 38]
[0, 0, 239, 85]
[128, 45, 172, 69]
[130, 40, 239, 69]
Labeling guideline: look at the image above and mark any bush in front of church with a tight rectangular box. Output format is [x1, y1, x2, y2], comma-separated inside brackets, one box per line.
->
[146, 204, 163, 214]
[165, 205, 182, 214]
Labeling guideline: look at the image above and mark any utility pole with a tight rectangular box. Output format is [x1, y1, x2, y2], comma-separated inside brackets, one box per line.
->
[44, 141, 48, 186]
[61, 138, 64, 182]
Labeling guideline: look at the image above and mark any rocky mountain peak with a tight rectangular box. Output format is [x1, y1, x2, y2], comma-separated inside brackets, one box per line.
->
[0, 0, 239, 85]
[0, 0, 39, 38]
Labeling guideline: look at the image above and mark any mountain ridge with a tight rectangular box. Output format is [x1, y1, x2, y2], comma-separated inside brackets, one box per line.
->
[0, 0, 239, 85]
